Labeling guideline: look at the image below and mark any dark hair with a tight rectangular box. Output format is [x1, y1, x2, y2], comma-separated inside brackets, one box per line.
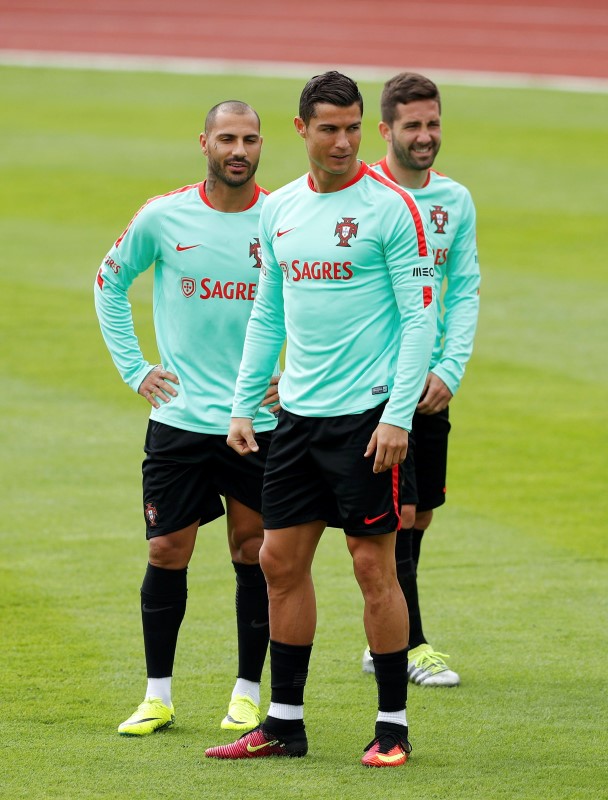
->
[298, 71, 363, 124]
[205, 101, 260, 133]
[380, 73, 441, 125]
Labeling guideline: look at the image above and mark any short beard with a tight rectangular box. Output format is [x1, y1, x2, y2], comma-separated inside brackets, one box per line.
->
[392, 137, 439, 172]
[207, 156, 258, 188]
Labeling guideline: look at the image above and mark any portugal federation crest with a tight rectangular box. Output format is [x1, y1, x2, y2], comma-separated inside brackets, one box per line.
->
[335, 217, 358, 247]
[430, 205, 448, 234]
[145, 503, 158, 526]
[249, 237, 262, 269]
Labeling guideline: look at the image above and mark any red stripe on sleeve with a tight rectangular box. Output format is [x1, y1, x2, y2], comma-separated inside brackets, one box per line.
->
[365, 165, 428, 257]
[96, 268, 104, 289]
[375, 157, 397, 183]
[423, 286, 432, 307]
[115, 183, 200, 247]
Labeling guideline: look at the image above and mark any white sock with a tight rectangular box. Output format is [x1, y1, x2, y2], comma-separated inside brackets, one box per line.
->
[268, 702, 304, 721]
[146, 677, 172, 707]
[377, 709, 407, 727]
[232, 678, 261, 705]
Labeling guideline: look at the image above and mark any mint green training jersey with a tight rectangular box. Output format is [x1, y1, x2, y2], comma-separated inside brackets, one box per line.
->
[94, 181, 278, 435]
[232, 162, 437, 431]
[373, 159, 480, 395]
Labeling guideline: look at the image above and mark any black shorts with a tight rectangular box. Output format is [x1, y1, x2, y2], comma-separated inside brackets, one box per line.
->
[401, 407, 451, 512]
[142, 420, 271, 539]
[262, 404, 400, 537]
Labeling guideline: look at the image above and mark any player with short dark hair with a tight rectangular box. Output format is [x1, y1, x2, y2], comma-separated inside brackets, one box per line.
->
[204, 71, 436, 768]
[94, 101, 279, 737]
[298, 69, 364, 123]
[361, 72, 480, 686]
[380, 71, 441, 124]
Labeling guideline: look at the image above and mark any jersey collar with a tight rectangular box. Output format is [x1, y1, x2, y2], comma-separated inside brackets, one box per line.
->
[376, 157, 433, 189]
[307, 161, 367, 193]
[198, 181, 262, 211]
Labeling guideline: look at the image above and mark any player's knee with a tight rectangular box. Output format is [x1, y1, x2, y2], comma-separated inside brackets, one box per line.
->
[259, 542, 298, 588]
[148, 535, 190, 570]
[400, 504, 416, 529]
[232, 533, 263, 564]
[352, 550, 389, 596]
[415, 509, 433, 530]
[227, 511, 264, 562]
[259, 544, 283, 582]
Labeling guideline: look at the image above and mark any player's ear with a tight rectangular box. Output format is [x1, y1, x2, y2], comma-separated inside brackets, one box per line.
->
[378, 121, 391, 143]
[199, 132, 208, 154]
[294, 117, 306, 138]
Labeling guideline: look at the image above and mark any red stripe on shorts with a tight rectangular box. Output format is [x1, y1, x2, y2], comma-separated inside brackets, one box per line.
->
[392, 464, 401, 531]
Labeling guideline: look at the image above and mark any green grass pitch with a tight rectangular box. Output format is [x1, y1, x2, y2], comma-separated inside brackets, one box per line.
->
[0, 65, 606, 799]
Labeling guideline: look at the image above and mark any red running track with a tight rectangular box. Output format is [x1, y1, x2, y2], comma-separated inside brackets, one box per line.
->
[0, 0, 607, 79]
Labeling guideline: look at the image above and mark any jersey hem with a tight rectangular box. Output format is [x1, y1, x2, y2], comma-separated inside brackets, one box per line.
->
[148, 413, 277, 435]
[278, 396, 389, 420]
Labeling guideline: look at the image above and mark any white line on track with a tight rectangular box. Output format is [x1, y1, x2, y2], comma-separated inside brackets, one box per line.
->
[1, 49, 607, 94]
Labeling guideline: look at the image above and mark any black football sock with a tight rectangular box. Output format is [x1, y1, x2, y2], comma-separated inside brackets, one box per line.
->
[140, 563, 187, 678]
[395, 528, 426, 649]
[370, 647, 408, 713]
[412, 527, 425, 567]
[263, 715, 307, 739]
[233, 561, 269, 683]
[263, 640, 312, 736]
[374, 720, 410, 742]
[268, 640, 312, 706]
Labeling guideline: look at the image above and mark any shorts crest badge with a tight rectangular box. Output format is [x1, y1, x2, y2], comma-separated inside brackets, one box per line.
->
[145, 503, 158, 526]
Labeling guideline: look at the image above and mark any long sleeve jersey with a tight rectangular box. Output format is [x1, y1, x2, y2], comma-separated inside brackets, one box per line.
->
[94, 181, 278, 434]
[373, 159, 480, 396]
[232, 162, 437, 431]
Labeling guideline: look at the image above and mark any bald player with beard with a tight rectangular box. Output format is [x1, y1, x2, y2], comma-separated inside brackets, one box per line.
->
[95, 101, 280, 738]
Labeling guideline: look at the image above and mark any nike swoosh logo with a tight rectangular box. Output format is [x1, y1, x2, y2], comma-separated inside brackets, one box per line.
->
[276, 228, 295, 237]
[247, 739, 279, 753]
[364, 511, 390, 525]
[142, 604, 173, 613]
[176, 243, 202, 251]
[376, 752, 405, 764]
[251, 620, 269, 629]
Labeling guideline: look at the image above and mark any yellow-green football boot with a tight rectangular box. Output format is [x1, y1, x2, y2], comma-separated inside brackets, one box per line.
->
[118, 697, 175, 736]
[220, 695, 260, 732]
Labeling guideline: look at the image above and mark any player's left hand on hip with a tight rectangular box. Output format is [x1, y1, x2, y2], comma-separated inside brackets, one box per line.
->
[138, 364, 179, 409]
[261, 374, 281, 416]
